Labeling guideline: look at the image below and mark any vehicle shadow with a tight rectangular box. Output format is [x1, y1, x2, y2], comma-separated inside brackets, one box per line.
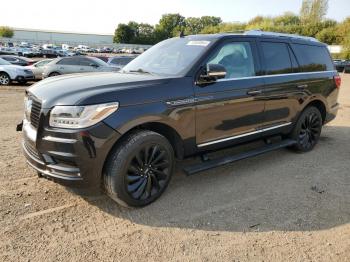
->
[81, 125, 350, 232]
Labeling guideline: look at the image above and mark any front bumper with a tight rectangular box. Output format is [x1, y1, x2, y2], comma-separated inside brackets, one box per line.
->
[21, 118, 121, 188]
[15, 75, 35, 81]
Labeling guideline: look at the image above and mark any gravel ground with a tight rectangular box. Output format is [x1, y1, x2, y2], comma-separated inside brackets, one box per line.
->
[0, 75, 350, 261]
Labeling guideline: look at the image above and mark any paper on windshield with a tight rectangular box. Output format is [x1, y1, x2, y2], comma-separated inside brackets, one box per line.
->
[186, 41, 210, 47]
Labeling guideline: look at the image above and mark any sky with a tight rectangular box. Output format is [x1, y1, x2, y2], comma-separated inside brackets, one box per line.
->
[0, 0, 349, 35]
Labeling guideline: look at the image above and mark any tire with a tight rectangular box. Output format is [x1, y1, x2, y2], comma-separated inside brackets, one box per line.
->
[0, 72, 11, 85]
[103, 130, 175, 207]
[290, 106, 322, 152]
[18, 79, 27, 85]
[49, 72, 60, 77]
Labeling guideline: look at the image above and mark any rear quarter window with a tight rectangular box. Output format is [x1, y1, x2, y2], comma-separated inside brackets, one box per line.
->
[292, 44, 334, 72]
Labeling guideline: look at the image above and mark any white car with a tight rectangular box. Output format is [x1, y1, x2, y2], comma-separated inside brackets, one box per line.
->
[24, 59, 53, 80]
[0, 57, 35, 85]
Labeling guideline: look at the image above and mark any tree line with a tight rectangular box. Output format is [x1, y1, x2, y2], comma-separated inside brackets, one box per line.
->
[113, 0, 350, 58]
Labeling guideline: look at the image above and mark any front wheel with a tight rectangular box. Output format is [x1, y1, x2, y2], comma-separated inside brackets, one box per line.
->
[104, 130, 174, 207]
[290, 106, 322, 152]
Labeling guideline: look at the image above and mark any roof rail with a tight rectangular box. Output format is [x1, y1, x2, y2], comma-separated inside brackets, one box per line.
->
[245, 30, 319, 42]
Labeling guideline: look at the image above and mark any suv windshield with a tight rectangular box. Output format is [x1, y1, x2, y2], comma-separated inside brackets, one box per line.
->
[123, 37, 212, 76]
[0, 58, 11, 65]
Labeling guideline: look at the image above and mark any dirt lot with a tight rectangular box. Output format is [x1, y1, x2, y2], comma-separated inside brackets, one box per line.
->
[1, 75, 350, 262]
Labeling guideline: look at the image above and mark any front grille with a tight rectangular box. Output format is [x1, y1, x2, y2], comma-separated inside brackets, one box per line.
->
[24, 141, 41, 160]
[30, 99, 42, 129]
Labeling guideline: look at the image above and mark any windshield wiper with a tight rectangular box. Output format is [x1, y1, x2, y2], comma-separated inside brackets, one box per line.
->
[128, 68, 152, 74]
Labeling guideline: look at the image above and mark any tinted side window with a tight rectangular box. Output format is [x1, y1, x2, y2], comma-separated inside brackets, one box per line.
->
[261, 42, 292, 75]
[207, 42, 255, 78]
[292, 44, 334, 72]
[57, 57, 80, 65]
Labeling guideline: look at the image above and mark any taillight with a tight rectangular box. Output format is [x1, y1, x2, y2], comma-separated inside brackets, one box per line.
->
[334, 75, 341, 88]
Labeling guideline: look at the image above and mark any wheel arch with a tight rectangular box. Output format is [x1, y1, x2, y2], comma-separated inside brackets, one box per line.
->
[105, 121, 185, 166]
[303, 99, 327, 124]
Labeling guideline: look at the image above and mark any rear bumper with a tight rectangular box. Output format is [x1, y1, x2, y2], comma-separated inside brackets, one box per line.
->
[325, 103, 339, 124]
[22, 119, 121, 188]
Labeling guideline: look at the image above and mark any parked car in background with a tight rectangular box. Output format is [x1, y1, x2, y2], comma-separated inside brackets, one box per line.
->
[0, 55, 35, 66]
[94, 56, 109, 63]
[25, 59, 53, 80]
[0, 57, 34, 85]
[56, 49, 75, 57]
[42, 56, 118, 78]
[107, 55, 136, 70]
[17, 47, 35, 57]
[334, 59, 347, 72]
[345, 63, 350, 73]
[0, 47, 16, 55]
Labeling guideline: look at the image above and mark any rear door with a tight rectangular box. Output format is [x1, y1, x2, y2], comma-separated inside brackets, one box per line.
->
[56, 57, 83, 74]
[257, 39, 304, 133]
[194, 38, 266, 148]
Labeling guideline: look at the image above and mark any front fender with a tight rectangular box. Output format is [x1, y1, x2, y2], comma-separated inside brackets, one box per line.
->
[103, 101, 195, 142]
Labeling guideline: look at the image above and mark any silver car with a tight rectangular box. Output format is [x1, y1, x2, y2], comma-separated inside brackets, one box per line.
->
[25, 59, 53, 80]
[42, 56, 117, 78]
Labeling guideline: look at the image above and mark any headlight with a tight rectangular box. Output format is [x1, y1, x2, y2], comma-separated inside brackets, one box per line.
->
[49, 102, 119, 129]
[24, 96, 32, 120]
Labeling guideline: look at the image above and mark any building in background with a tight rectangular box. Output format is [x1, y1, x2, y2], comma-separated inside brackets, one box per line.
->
[4, 27, 114, 47]
[328, 45, 343, 54]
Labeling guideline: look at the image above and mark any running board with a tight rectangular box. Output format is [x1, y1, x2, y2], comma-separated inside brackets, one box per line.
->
[184, 139, 297, 176]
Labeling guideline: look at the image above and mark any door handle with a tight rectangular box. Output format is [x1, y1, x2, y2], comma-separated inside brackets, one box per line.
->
[247, 90, 262, 96]
[297, 84, 308, 89]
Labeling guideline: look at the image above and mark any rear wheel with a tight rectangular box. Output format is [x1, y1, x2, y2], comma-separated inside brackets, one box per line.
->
[18, 79, 27, 85]
[49, 72, 60, 77]
[290, 106, 322, 152]
[104, 130, 174, 207]
[0, 72, 11, 85]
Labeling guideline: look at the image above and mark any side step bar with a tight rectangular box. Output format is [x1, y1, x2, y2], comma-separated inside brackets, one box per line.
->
[183, 139, 296, 176]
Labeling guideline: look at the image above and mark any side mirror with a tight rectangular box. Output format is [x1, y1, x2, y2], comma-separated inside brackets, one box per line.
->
[198, 64, 226, 84]
[90, 63, 99, 68]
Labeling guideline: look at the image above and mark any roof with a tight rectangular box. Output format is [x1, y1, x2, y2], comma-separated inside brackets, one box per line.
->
[184, 30, 323, 45]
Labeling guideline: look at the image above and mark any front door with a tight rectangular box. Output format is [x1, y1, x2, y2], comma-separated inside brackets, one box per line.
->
[195, 39, 265, 148]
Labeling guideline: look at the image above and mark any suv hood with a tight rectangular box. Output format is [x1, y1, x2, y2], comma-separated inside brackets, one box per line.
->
[0, 64, 27, 70]
[28, 72, 174, 108]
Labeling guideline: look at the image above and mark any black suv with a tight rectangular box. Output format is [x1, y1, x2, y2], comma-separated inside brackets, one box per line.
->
[19, 31, 340, 207]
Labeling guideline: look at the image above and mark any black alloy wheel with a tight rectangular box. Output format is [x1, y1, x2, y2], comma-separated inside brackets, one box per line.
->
[126, 144, 171, 201]
[290, 106, 322, 152]
[104, 130, 174, 207]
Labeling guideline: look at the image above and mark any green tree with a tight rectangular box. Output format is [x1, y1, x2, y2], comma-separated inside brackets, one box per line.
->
[155, 13, 185, 39]
[200, 22, 246, 34]
[134, 23, 155, 45]
[113, 24, 134, 43]
[336, 17, 350, 58]
[316, 27, 338, 44]
[0, 26, 14, 38]
[274, 12, 300, 26]
[185, 16, 222, 35]
[300, 0, 329, 24]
